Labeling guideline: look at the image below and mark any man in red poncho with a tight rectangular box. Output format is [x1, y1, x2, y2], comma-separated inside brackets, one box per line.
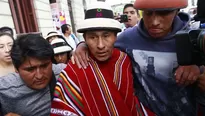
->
[50, 1, 143, 116]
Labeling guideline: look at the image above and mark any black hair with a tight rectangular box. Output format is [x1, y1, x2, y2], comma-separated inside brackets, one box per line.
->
[11, 34, 54, 69]
[194, 0, 205, 23]
[61, 24, 71, 34]
[0, 26, 14, 36]
[123, 3, 139, 16]
[0, 33, 14, 41]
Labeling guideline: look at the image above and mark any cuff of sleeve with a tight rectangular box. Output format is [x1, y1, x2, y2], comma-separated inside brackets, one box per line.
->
[199, 65, 205, 74]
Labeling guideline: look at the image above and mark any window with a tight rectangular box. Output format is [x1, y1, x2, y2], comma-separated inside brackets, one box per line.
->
[9, 0, 39, 34]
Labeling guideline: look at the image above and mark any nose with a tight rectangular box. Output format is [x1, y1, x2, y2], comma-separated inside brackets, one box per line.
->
[35, 68, 43, 80]
[58, 55, 62, 60]
[151, 14, 160, 26]
[127, 13, 131, 17]
[97, 38, 105, 50]
[4, 45, 10, 53]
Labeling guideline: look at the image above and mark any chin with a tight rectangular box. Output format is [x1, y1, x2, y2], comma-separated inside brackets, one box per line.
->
[4, 59, 12, 63]
[96, 56, 110, 62]
[32, 84, 48, 90]
[32, 82, 49, 90]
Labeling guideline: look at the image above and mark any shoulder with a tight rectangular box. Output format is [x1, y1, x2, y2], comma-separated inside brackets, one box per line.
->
[52, 63, 66, 74]
[115, 27, 138, 52]
[63, 61, 80, 76]
[117, 26, 138, 40]
[116, 26, 138, 46]
[112, 49, 132, 71]
[113, 49, 131, 62]
[57, 62, 81, 85]
[0, 73, 25, 90]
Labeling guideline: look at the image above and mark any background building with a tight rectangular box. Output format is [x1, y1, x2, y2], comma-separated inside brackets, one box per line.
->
[0, 0, 198, 37]
[0, 0, 96, 39]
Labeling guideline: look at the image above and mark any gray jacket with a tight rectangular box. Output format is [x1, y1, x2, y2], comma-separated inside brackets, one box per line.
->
[0, 64, 66, 116]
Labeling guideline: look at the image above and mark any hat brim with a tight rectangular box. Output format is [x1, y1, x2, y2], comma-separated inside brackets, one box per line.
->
[134, 0, 188, 10]
[77, 18, 122, 33]
[54, 46, 72, 54]
[45, 34, 62, 40]
[141, 8, 180, 11]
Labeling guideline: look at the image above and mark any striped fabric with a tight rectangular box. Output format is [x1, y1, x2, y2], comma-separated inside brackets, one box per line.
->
[51, 49, 141, 116]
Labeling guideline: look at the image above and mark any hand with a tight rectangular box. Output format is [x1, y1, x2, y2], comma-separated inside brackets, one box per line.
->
[71, 42, 89, 69]
[197, 66, 205, 91]
[175, 65, 200, 86]
[5, 113, 20, 116]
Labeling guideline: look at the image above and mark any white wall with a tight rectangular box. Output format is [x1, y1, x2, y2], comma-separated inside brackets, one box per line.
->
[71, 0, 86, 40]
[33, 0, 54, 36]
[0, 0, 15, 34]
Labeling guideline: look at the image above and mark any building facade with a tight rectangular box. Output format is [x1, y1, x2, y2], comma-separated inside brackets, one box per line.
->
[0, 0, 96, 38]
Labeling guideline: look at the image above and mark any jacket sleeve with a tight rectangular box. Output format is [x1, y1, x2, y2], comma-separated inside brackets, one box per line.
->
[52, 63, 66, 79]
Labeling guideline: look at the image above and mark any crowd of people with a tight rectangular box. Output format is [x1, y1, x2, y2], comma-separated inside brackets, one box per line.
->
[0, 0, 205, 116]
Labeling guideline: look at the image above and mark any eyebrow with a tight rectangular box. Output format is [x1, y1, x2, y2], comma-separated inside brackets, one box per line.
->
[0, 42, 13, 45]
[87, 31, 110, 35]
[102, 31, 110, 34]
[23, 61, 50, 70]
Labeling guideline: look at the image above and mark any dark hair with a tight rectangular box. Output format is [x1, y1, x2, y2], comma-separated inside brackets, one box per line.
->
[11, 34, 54, 69]
[0, 26, 14, 36]
[0, 33, 14, 41]
[61, 24, 70, 34]
[123, 4, 139, 16]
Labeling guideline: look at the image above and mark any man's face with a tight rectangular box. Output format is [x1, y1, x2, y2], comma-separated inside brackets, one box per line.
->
[48, 36, 58, 43]
[66, 26, 71, 35]
[123, 7, 139, 28]
[0, 35, 13, 63]
[143, 10, 177, 38]
[17, 57, 52, 90]
[54, 52, 68, 64]
[85, 30, 116, 62]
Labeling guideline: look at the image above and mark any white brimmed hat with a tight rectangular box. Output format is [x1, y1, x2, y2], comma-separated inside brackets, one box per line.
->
[77, 2, 121, 33]
[50, 39, 72, 54]
[45, 31, 62, 40]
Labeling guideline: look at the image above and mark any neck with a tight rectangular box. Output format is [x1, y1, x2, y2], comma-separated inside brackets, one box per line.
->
[0, 61, 13, 68]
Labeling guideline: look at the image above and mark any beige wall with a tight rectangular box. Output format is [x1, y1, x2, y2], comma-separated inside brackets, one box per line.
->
[71, 0, 86, 40]
[0, 0, 16, 35]
[33, 0, 54, 36]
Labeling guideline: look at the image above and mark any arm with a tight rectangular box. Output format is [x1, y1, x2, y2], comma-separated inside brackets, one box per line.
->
[71, 42, 89, 69]
[175, 65, 201, 86]
[197, 66, 205, 91]
[4, 113, 20, 116]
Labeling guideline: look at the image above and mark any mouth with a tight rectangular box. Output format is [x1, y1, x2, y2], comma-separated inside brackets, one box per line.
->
[97, 52, 107, 57]
[35, 79, 46, 85]
[149, 28, 162, 34]
[5, 55, 11, 59]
